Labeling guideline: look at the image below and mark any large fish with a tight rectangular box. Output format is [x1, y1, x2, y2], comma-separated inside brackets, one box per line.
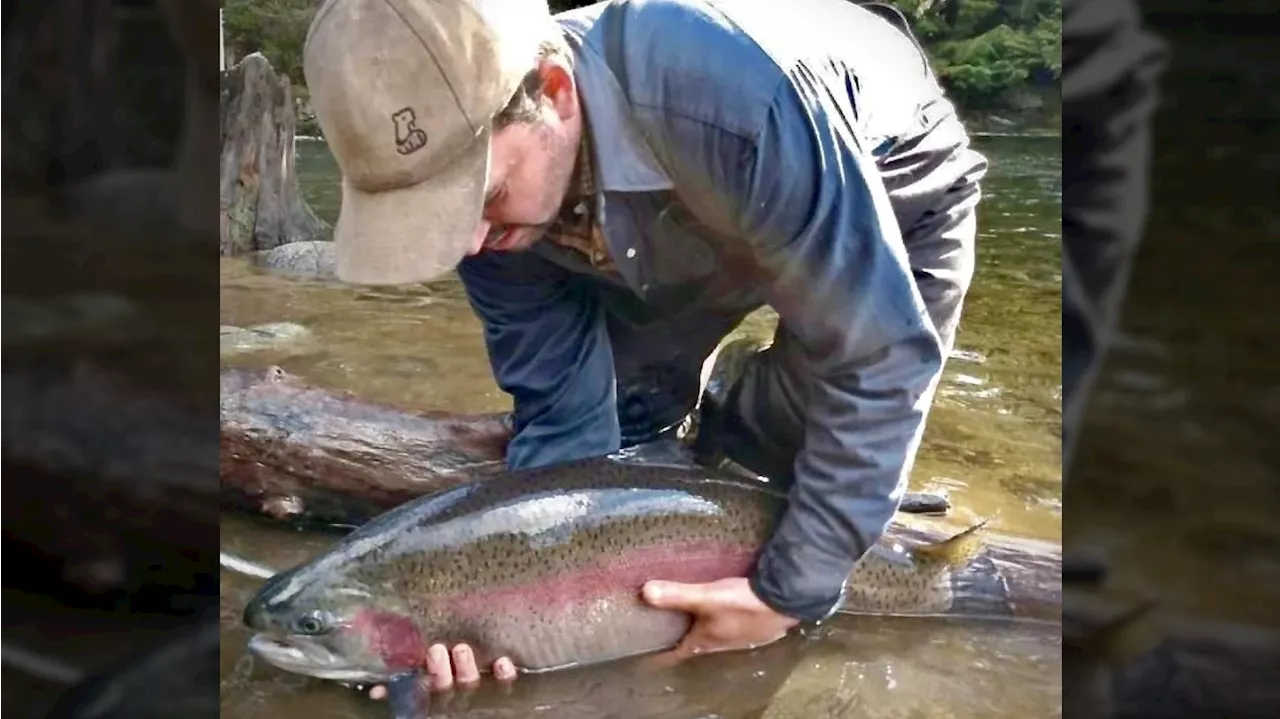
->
[243, 458, 1061, 691]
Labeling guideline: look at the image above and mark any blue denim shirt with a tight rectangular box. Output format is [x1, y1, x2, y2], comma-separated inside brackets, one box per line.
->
[459, 0, 975, 621]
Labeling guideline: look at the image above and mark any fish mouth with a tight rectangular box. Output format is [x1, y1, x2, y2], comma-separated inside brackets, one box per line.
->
[247, 634, 387, 684]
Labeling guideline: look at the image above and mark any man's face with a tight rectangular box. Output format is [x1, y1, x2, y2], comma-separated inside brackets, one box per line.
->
[468, 61, 583, 256]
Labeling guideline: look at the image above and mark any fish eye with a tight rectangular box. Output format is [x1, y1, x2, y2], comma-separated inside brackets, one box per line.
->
[292, 611, 330, 636]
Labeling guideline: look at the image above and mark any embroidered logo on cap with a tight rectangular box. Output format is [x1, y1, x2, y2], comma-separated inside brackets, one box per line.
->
[392, 107, 428, 155]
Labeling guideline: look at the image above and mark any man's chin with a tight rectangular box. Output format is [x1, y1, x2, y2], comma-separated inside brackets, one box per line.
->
[494, 225, 550, 253]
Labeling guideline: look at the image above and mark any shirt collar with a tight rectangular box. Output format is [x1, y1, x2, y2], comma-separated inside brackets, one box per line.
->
[568, 120, 598, 203]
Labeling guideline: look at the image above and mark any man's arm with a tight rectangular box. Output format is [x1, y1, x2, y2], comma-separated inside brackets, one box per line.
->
[456, 250, 621, 470]
[733, 82, 945, 622]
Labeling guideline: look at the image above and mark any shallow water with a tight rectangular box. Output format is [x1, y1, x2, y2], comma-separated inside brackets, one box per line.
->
[218, 133, 1063, 717]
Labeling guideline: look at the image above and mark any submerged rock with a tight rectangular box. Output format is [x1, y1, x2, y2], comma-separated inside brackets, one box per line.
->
[253, 240, 336, 280]
[219, 322, 315, 358]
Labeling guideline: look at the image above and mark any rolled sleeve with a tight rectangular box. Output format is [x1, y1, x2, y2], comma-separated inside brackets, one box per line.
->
[457, 251, 621, 470]
[738, 80, 946, 621]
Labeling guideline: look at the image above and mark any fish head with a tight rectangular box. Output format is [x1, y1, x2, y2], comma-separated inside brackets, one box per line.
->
[242, 560, 429, 684]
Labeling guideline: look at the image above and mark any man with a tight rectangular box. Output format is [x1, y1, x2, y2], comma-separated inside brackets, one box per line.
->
[303, 0, 986, 694]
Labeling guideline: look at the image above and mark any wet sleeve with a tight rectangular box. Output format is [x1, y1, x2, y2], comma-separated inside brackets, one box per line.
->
[738, 80, 945, 622]
[456, 251, 621, 470]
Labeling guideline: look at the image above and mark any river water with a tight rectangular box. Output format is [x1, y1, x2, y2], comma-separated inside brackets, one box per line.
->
[218, 134, 1064, 718]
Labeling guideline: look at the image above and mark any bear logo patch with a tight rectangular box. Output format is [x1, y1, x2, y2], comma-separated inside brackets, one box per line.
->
[392, 107, 428, 155]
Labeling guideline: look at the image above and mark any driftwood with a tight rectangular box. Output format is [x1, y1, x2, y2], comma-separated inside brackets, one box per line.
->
[219, 52, 329, 255]
[220, 366, 512, 526]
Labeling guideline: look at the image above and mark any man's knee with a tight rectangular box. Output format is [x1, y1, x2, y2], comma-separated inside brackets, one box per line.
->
[603, 297, 750, 447]
[692, 335, 808, 484]
[615, 358, 704, 446]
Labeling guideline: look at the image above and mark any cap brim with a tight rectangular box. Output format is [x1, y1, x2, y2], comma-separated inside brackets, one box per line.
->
[332, 131, 489, 285]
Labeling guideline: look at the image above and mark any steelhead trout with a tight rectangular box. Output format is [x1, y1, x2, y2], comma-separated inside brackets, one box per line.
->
[243, 458, 1060, 686]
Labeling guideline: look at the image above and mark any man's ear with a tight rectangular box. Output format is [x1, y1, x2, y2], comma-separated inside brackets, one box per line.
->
[538, 60, 578, 122]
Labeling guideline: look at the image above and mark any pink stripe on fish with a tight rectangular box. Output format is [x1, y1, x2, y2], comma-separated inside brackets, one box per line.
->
[433, 540, 760, 616]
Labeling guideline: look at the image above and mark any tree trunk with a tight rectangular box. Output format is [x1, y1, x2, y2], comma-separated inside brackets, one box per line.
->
[219, 52, 329, 256]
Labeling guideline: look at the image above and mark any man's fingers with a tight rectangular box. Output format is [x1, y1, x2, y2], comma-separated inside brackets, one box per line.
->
[636, 646, 688, 672]
[426, 643, 454, 692]
[451, 644, 481, 687]
[642, 580, 708, 612]
[493, 657, 518, 683]
[367, 645, 506, 702]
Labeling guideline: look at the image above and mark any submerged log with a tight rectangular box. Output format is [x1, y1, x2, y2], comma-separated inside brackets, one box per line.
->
[220, 366, 512, 526]
[219, 52, 328, 255]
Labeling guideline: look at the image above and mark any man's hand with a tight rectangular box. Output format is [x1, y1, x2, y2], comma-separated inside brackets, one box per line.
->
[366, 577, 797, 700]
[640, 577, 801, 662]
[365, 644, 517, 701]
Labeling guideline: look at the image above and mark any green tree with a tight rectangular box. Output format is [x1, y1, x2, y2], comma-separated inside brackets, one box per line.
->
[221, 0, 318, 83]
[915, 0, 1062, 109]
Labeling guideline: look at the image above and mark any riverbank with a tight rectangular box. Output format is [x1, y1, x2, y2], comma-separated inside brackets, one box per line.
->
[966, 109, 1061, 137]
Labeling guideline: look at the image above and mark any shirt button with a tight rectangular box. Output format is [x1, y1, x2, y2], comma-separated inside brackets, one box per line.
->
[625, 248, 637, 259]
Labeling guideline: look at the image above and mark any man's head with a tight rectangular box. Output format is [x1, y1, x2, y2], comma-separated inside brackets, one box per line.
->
[303, 0, 581, 285]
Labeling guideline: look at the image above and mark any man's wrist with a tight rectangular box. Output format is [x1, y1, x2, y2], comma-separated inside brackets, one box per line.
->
[749, 552, 850, 625]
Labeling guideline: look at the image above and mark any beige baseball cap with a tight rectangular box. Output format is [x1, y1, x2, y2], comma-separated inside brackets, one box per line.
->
[303, 0, 551, 285]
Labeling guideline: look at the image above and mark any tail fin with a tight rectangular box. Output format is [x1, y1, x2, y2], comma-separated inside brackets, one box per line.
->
[912, 518, 990, 567]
